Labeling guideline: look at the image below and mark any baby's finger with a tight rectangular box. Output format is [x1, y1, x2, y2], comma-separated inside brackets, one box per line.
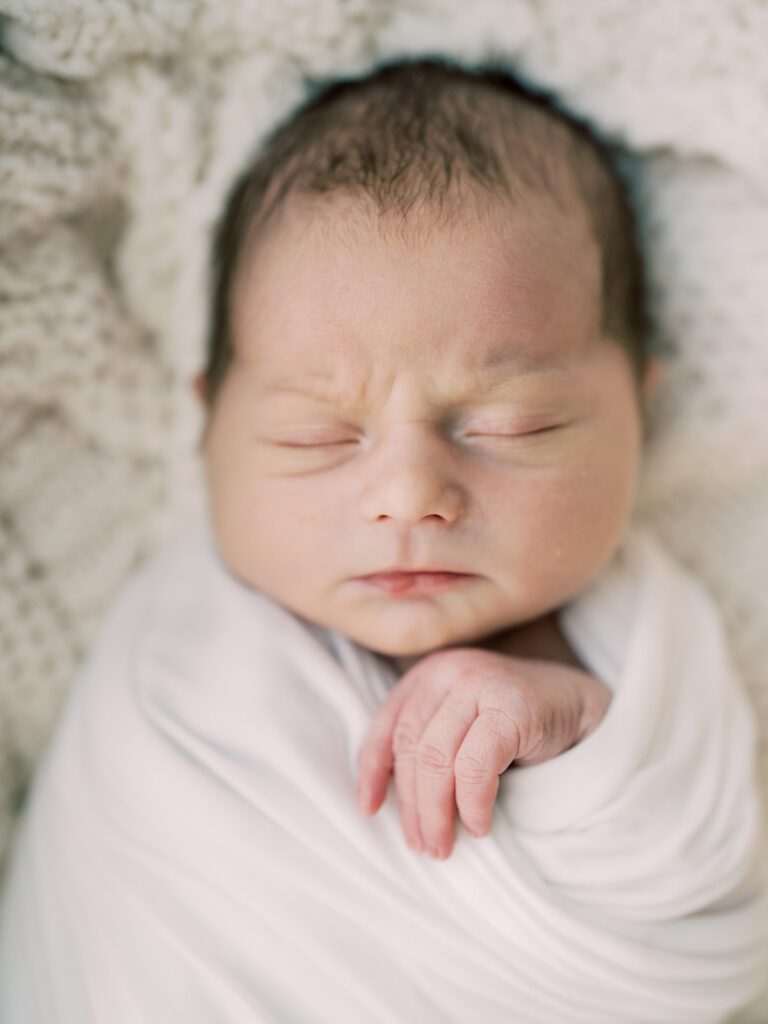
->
[391, 685, 451, 853]
[356, 731, 394, 815]
[454, 707, 521, 837]
[415, 692, 479, 858]
[356, 678, 418, 814]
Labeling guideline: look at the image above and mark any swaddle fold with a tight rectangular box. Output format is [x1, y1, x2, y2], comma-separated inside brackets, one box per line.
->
[0, 514, 765, 1023]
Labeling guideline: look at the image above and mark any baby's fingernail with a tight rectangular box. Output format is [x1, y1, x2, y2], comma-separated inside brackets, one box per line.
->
[428, 844, 449, 860]
[466, 827, 486, 838]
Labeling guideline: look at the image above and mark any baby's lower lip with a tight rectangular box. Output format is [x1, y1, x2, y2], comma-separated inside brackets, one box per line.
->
[356, 571, 474, 595]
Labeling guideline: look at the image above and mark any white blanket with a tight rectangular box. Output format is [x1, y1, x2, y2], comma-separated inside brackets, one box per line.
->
[0, 514, 766, 1023]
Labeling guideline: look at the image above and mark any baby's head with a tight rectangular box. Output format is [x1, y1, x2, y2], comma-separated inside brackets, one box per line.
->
[194, 58, 659, 658]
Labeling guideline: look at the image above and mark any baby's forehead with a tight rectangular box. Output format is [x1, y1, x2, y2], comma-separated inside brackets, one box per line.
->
[240, 182, 596, 283]
[204, 61, 647, 407]
[231, 189, 604, 392]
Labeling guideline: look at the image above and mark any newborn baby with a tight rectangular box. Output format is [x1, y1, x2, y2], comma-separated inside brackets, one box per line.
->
[0, 58, 766, 1024]
[199, 76, 645, 865]
[197, 58, 651, 863]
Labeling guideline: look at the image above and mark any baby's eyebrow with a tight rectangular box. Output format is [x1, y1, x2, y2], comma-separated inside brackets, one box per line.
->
[262, 372, 570, 413]
[262, 349, 571, 405]
[263, 377, 359, 404]
[479, 342, 569, 374]
[452, 365, 573, 405]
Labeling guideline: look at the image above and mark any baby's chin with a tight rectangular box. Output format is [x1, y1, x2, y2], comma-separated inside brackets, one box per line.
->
[341, 626, 459, 663]
[339, 618, 507, 664]
[338, 607, 569, 673]
[365, 644, 459, 678]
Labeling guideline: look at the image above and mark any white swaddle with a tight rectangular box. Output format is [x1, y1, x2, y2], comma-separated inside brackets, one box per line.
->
[0, 513, 765, 1024]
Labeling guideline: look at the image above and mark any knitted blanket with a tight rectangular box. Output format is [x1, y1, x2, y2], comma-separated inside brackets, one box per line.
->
[1, 513, 765, 1022]
[1, 0, 767, 1014]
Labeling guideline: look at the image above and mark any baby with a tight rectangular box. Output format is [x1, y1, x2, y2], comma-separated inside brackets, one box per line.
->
[194, 57, 653, 862]
[1, 57, 765, 1024]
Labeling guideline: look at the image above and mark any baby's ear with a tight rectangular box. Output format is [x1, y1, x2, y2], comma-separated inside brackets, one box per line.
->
[640, 357, 662, 405]
[190, 371, 208, 406]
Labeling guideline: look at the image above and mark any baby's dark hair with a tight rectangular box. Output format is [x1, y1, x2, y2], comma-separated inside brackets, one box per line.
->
[204, 57, 648, 404]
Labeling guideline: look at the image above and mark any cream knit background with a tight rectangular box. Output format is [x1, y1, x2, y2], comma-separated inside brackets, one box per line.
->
[1, 0, 767, 1013]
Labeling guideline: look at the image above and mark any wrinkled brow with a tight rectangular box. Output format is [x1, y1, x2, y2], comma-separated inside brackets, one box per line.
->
[261, 352, 572, 406]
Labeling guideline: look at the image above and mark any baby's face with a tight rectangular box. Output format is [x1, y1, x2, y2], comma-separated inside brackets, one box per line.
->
[201, 194, 647, 657]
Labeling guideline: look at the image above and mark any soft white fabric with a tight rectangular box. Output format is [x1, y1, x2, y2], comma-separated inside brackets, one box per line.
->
[1, 513, 765, 1024]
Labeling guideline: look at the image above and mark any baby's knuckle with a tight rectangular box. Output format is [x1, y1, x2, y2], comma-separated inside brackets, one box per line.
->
[475, 706, 516, 751]
[454, 753, 488, 786]
[442, 693, 478, 723]
[498, 681, 536, 717]
[392, 721, 419, 759]
[501, 701, 546, 757]
[416, 741, 451, 775]
[498, 689, 538, 730]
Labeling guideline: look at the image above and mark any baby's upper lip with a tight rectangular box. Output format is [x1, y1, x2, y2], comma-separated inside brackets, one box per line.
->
[357, 566, 474, 577]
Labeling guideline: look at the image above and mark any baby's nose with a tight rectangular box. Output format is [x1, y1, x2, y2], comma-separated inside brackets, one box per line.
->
[357, 425, 466, 525]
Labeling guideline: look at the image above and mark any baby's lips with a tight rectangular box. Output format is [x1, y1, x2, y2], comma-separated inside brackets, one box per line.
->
[355, 570, 475, 595]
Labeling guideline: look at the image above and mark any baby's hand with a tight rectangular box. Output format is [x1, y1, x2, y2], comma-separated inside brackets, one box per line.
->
[356, 647, 611, 859]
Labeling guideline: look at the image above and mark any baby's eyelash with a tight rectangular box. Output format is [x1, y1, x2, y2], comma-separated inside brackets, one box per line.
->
[464, 424, 563, 439]
[265, 423, 566, 450]
[271, 438, 358, 449]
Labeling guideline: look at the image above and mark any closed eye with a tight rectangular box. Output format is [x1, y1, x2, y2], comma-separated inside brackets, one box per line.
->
[463, 423, 564, 439]
[269, 438, 359, 449]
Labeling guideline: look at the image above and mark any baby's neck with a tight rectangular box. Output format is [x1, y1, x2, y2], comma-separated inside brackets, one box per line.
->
[389, 611, 584, 676]
[481, 611, 584, 669]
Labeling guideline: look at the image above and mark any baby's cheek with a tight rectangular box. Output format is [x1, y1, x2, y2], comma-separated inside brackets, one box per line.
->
[205, 465, 274, 586]
[520, 455, 637, 596]
[225, 482, 339, 610]
[559, 468, 631, 552]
